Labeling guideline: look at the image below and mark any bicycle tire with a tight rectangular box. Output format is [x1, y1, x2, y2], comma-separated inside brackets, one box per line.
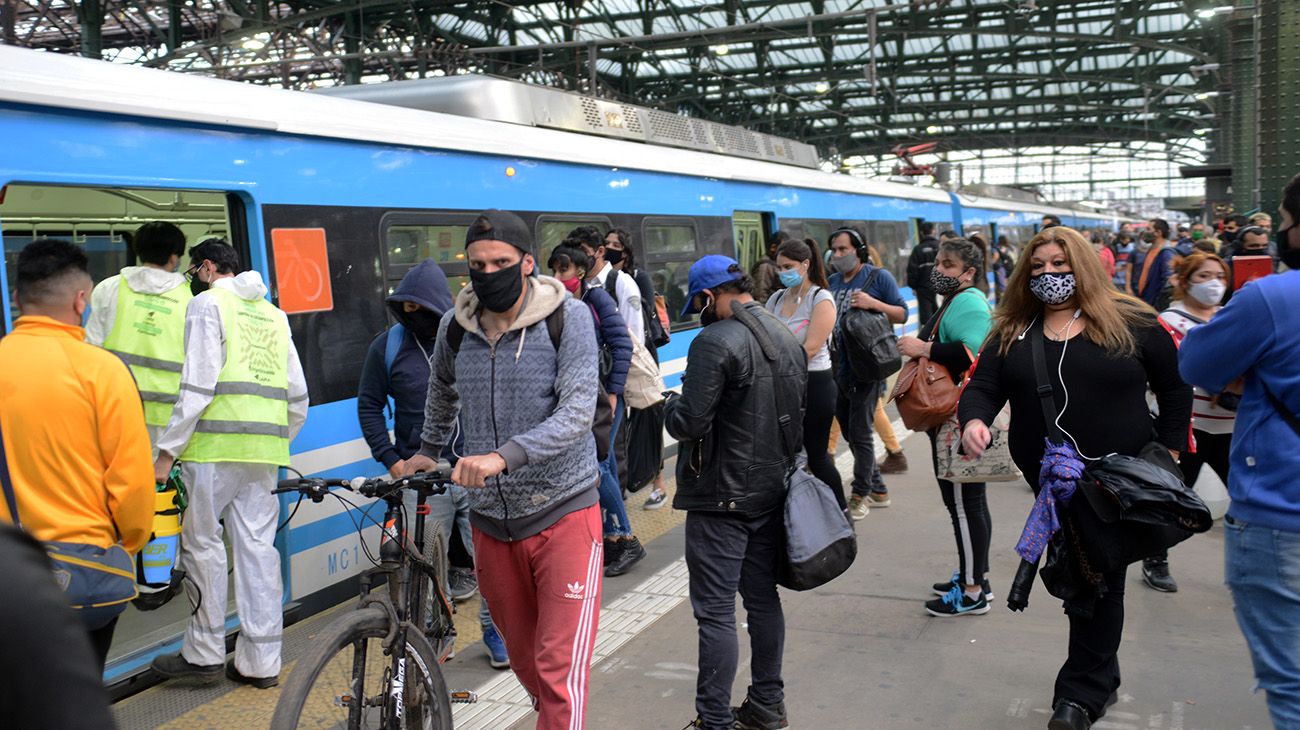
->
[409, 525, 456, 661]
[269, 605, 453, 730]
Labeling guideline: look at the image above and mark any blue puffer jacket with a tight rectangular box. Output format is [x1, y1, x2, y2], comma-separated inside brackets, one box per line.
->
[356, 260, 455, 470]
[1180, 271, 1300, 533]
[581, 285, 632, 395]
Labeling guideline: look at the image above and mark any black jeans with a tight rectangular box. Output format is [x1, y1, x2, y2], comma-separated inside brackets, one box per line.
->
[805, 369, 844, 509]
[927, 430, 991, 586]
[834, 378, 887, 499]
[1055, 565, 1127, 720]
[685, 509, 785, 730]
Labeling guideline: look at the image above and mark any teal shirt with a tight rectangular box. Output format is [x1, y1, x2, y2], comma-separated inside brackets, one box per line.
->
[937, 287, 992, 356]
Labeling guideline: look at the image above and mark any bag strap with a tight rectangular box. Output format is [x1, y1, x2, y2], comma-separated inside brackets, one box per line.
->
[384, 323, 405, 374]
[1137, 245, 1164, 293]
[603, 269, 619, 300]
[924, 289, 962, 343]
[1263, 382, 1300, 438]
[1029, 325, 1066, 444]
[732, 305, 801, 462]
[0, 422, 22, 529]
[861, 267, 881, 295]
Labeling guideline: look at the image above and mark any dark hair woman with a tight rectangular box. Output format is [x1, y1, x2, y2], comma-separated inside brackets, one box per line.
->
[958, 226, 1192, 729]
[548, 244, 646, 577]
[766, 237, 841, 506]
[897, 238, 994, 615]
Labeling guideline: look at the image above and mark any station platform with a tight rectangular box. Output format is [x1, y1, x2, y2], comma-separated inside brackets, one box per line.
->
[112, 422, 1275, 730]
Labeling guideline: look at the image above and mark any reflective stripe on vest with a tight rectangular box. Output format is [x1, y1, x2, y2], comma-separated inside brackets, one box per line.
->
[180, 288, 292, 466]
[101, 279, 191, 429]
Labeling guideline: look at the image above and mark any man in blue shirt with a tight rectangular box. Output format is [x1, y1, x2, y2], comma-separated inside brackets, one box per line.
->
[827, 226, 908, 520]
[1179, 172, 1300, 730]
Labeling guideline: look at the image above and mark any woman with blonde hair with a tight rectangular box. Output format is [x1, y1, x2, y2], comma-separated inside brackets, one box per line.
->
[958, 227, 1192, 730]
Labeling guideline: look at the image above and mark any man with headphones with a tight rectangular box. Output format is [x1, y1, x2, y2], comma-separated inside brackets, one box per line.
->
[827, 226, 908, 520]
[907, 221, 941, 326]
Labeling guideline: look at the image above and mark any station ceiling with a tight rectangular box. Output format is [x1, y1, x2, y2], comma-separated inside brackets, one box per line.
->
[7, 1, 1225, 161]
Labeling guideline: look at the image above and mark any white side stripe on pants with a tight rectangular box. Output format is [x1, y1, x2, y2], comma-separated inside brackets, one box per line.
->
[567, 539, 602, 730]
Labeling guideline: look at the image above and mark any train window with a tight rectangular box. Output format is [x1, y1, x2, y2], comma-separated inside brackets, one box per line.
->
[649, 259, 697, 330]
[870, 221, 908, 279]
[535, 215, 614, 258]
[386, 224, 468, 268]
[778, 218, 834, 247]
[643, 217, 698, 257]
[0, 184, 237, 327]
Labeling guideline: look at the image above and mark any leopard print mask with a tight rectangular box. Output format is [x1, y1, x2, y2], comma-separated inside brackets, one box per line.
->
[1029, 272, 1076, 305]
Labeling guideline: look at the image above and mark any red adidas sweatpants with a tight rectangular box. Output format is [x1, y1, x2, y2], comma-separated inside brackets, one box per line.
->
[474, 504, 603, 730]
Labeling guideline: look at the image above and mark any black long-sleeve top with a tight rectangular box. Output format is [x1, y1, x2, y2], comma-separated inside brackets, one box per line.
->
[958, 319, 1192, 482]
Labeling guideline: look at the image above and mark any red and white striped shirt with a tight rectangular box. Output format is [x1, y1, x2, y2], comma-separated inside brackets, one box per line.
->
[1159, 308, 1237, 435]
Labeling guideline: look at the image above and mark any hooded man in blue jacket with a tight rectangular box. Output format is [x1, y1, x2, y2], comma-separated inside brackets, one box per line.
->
[1179, 171, 1300, 730]
[356, 259, 508, 669]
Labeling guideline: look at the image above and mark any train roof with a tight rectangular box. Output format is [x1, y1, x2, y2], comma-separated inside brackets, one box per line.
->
[953, 191, 1120, 222]
[0, 47, 956, 205]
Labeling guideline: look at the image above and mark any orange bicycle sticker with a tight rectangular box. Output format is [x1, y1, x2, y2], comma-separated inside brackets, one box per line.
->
[271, 228, 333, 314]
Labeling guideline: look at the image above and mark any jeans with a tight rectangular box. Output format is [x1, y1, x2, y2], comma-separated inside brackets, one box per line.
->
[597, 394, 632, 537]
[685, 509, 785, 730]
[410, 485, 494, 631]
[804, 369, 844, 509]
[1224, 515, 1300, 729]
[834, 378, 887, 499]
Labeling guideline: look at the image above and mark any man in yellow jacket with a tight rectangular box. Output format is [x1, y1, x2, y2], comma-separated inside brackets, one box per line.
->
[0, 239, 154, 668]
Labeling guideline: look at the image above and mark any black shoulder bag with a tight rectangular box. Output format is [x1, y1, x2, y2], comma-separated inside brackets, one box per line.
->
[1029, 327, 1212, 578]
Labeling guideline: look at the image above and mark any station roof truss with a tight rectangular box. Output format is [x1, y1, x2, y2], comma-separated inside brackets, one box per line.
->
[4, 1, 1223, 162]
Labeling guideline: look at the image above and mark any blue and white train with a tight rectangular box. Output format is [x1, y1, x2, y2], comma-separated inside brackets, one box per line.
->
[0, 46, 1127, 689]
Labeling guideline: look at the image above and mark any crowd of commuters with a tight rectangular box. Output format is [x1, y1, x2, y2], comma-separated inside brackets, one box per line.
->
[2, 171, 1298, 730]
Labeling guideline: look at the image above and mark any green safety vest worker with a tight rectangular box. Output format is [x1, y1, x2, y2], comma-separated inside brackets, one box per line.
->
[101, 281, 192, 429]
[180, 288, 292, 466]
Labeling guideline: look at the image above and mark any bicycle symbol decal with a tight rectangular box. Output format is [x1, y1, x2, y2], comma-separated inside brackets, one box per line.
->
[271, 228, 334, 314]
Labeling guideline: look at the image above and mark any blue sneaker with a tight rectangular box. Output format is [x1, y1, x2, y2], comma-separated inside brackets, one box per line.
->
[482, 624, 510, 669]
[925, 584, 990, 617]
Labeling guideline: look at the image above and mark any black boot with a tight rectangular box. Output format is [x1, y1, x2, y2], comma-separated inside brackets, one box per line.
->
[604, 536, 645, 577]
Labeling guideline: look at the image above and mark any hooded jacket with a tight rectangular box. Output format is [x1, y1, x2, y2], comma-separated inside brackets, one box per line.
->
[357, 260, 455, 469]
[417, 275, 601, 541]
[85, 266, 187, 346]
[155, 271, 310, 460]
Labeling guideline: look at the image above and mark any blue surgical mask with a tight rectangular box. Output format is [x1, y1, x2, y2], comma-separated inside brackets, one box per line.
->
[778, 268, 804, 288]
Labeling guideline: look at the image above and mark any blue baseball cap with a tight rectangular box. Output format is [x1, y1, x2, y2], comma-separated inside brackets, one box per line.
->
[681, 254, 742, 319]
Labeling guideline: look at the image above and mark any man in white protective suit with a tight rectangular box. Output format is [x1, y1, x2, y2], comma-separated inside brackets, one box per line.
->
[148, 238, 309, 688]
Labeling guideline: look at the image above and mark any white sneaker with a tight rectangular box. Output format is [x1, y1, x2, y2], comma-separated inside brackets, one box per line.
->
[848, 495, 870, 521]
[642, 488, 667, 510]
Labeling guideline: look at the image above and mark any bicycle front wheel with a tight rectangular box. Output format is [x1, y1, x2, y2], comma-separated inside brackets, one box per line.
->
[270, 606, 453, 730]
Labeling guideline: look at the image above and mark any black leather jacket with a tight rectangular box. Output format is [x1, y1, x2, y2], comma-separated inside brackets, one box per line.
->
[666, 302, 807, 516]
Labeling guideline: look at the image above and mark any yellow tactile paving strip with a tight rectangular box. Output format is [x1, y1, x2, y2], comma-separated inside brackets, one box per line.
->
[130, 478, 685, 729]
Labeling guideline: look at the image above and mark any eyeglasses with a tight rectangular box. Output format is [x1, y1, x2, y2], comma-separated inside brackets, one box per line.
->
[183, 263, 200, 282]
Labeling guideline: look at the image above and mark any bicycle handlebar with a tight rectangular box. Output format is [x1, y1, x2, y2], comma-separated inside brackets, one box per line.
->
[274, 460, 454, 502]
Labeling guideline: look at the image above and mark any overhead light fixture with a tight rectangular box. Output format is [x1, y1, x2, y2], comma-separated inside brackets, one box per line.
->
[1077, 200, 1106, 209]
[814, 81, 831, 94]
[1193, 127, 1214, 136]
[1196, 6, 1233, 19]
[926, 125, 941, 134]
[241, 32, 271, 51]
[1194, 91, 1220, 100]
[712, 44, 729, 56]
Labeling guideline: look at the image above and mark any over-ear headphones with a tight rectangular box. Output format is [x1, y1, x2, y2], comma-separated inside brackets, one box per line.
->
[829, 227, 869, 263]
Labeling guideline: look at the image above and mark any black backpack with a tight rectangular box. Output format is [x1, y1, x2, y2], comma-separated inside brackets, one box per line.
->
[606, 270, 670, 349]
[445, 307, 613, 461]
[839, 269, 902, 383]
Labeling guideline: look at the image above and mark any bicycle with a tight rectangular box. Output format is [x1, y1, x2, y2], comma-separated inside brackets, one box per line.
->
[269, 464, 459, 730]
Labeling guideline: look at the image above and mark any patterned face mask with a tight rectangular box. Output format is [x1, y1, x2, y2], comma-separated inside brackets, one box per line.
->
[1028, 272, 1076, 305]
[929, 267, 963, 296]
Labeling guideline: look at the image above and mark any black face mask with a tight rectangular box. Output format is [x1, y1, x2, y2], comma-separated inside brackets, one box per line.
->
[604, 248, 624, 266]
[469, 260, 525, 313]
[190, 276, 209, 296]
[399, 308, 440, 340]
[1280, 226, 1300, 270]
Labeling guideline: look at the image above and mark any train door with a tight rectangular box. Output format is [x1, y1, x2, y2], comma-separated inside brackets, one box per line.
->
[732, 211, 765, 271]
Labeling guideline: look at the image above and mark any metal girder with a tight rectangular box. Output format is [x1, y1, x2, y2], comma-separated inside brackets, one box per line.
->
[7, 0, 1220, 161]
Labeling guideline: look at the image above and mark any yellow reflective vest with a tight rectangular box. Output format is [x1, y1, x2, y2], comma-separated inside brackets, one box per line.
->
[180, 288, 292, 466]
[101, 281, 191, 429]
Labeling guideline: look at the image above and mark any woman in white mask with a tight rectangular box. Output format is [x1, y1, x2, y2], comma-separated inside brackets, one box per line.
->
[1148, 252, 1235, 594]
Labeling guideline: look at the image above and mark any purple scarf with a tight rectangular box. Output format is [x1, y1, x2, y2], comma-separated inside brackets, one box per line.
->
[1015, 438, 1085, 562]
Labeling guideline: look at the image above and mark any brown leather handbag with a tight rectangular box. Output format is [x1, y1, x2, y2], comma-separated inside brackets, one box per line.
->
[890, 356, 959, 431]
[889, 295, 961, 431]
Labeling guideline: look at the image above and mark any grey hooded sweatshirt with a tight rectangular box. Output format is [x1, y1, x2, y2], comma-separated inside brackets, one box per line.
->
[418, 275, 601, 541]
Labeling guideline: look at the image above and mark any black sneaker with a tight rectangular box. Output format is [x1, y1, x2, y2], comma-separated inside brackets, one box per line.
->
[604, 536, 645, 577]
[925, 584, 990, 617]
[1142, 558, 1178, 592]
[931, 570, 994, 601]
[151, 652, 221, 684]
[603, 538, 621, 567]
[226, 661, 278, 689]
[732, 694, 789, 729]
